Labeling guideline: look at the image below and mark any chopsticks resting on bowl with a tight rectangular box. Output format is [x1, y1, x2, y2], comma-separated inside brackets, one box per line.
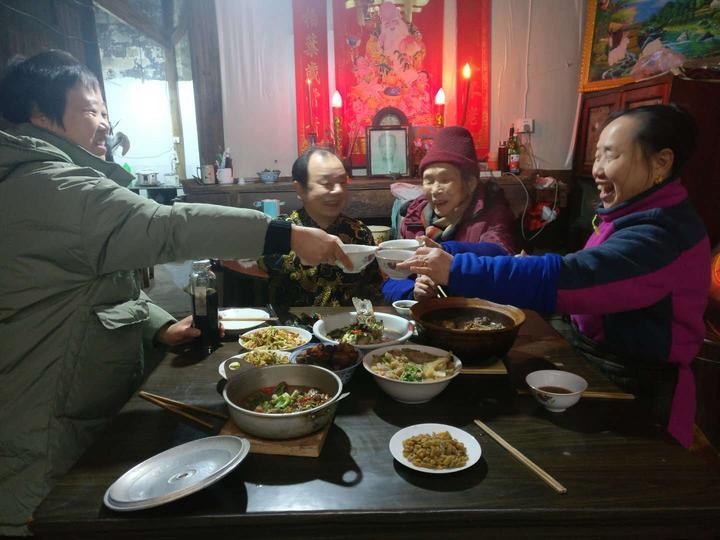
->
[139, 391, 228, 430]
[473, 419, 567, 494]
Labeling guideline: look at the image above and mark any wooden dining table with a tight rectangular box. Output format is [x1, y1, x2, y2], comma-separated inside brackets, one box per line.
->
[31, 308, 720, 539]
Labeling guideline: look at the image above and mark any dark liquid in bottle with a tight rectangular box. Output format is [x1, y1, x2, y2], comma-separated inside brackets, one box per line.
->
[192, 289, 220, 350]
[538, 385, 572, 394]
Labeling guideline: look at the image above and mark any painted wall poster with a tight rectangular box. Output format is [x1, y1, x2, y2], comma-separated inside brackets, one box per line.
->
[580, 0, 720, 92]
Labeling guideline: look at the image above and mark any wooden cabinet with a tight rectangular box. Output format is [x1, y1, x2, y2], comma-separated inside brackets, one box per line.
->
[574, 74, 720, 247]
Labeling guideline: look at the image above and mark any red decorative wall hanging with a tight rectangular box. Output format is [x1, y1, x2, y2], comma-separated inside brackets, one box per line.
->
[292, 0, 330, 154]
[333, 0, 444, 159]
[457, 0, 491, 159]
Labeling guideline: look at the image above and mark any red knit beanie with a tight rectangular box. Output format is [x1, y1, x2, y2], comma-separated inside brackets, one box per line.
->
[419, 126, 479, 178]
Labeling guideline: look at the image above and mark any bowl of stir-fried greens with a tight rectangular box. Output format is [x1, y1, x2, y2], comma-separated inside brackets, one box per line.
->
[362, 345, 462, 404]
[223, 364, 343, 439]
[313, 312, 413, 351]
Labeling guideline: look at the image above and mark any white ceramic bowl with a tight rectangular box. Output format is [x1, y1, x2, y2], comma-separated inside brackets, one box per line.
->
[362, 344, 462, 404]
[219, 350, 292, 379]
[379, 239, 421, 251]
[313, 311, 413, 351]
[368, 225, 391, 245]
[392, 299, 418, 317]
[336, 244, 378, 274]
[376, 249, 415, 279]
[525, 370, 588, 412]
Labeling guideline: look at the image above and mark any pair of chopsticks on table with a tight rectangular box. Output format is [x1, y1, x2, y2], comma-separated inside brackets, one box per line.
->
[139, 391, 227, 429]
[473, 419, 567, 494]
[516, 388, 635, 400]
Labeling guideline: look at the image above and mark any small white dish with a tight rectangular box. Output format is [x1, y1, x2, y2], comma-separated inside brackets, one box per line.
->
[376, 249, 415, 279]
[526, 370, 588, 412]
[336, 244, 378, 274]
[219, 350, 292, 379]
[389, 423, 481, 474]
[238, 326, 312, 351]
[392, 299, 418, 317]
[379, 239, 421, 251]
[218, 308, 269, 332]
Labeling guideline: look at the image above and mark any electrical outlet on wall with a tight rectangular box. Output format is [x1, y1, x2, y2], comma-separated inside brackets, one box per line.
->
[514, 118, 534, 134]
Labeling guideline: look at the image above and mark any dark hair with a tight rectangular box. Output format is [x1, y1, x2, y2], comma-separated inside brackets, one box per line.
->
[0, 49, 99, 127]
[604, 104, 696, 178]
[291, 146, 348, 187]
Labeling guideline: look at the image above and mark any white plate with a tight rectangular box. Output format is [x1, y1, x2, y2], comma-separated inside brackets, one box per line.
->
[218, 350, 292, 379]
[389, 423, 481, 474]
[238, 325, 312, 351]
[104, 436, 249, 511]
[218, 308, 269, 332]
[313, 312, 413, 351]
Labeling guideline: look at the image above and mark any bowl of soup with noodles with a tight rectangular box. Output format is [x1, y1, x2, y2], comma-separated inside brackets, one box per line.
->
[410, 298, 525, 365]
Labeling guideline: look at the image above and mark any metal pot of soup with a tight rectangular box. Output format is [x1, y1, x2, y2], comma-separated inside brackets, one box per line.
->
[223, 364, 342, 439]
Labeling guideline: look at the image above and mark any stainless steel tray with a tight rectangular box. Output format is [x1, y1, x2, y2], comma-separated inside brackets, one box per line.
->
[104, 435, 249, 511]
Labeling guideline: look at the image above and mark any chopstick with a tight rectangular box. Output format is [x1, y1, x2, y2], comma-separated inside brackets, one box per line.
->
[473, 419, 567, 494]
[139, 391, 228, 429]
[517, 388, 635, 400]
[436, 285, 448, 298]
[219, 316, 279, 322]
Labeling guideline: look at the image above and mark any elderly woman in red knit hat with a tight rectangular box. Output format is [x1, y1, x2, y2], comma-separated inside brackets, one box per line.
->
[383, 126, 517, 302]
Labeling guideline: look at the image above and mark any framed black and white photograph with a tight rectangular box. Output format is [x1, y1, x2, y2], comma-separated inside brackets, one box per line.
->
[366, 126, 409, 177]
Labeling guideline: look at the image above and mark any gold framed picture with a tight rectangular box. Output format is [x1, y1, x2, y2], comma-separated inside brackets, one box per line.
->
[579, 0, 720, 93]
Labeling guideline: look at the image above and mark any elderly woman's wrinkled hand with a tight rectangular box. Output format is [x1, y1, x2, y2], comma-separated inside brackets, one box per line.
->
[417, 235, 442, 250]
[413, 274, 438, 300]
[397, 247, 453, 286]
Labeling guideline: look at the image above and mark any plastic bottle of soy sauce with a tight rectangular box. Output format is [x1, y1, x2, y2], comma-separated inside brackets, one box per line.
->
[190, 259, 220, 351]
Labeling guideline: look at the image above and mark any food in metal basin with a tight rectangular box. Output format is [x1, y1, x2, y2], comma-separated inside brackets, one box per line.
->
[402, 431, 468, 469]
[371, 348, 455, 382]
[240, 381, 331, 414]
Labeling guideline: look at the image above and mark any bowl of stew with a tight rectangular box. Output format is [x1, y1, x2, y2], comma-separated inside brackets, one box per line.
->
[223, 364, 342, 439]
[410, 297, 525, 364]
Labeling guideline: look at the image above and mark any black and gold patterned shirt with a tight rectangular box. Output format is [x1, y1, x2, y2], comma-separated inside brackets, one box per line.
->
[257, 208, 384, 308]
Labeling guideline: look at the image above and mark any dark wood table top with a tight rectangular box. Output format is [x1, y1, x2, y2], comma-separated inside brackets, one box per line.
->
[31, 309, 720, 539]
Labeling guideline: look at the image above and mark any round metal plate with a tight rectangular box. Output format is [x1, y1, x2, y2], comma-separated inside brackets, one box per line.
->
[104, 436, 249, 511]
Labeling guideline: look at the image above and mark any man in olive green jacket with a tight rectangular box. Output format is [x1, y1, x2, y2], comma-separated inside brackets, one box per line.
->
[0, 50, 351, 535]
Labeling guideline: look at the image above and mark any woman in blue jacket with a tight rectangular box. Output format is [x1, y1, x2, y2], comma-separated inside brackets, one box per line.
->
[398, 105, 710, 448]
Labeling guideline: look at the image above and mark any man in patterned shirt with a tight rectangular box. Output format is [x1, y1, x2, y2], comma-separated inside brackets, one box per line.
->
[233, 148, 383, 308]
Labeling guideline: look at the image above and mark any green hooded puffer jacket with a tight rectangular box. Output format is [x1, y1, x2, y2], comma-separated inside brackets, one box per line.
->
[0, 124, 271, 535]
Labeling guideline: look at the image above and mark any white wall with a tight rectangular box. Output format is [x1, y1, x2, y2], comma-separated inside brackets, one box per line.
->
[216, 0, 298, 178]
[490, 0, 585, 169]
[215, 0, 585, 174]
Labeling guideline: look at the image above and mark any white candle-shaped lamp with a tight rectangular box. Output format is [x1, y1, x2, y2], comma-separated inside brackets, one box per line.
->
[434, 88, 445, 128]
[461, 63, 471, 126]
[331, 90, 343, 154]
